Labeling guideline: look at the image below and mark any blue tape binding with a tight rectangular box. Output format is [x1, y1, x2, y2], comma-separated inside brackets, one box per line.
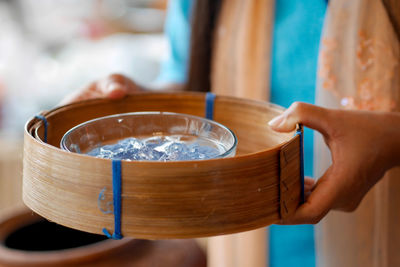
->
[35, 115, 48, 143]
[296, 125, 305, 204]
[103, 160, 123, 240]
[205, 92, 216, 120]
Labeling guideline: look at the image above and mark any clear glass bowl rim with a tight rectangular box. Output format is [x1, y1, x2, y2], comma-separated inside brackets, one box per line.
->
[60, 111, 238, 159]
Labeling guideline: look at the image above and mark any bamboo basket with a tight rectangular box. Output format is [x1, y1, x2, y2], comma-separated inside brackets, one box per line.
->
[23, 92, 303, 239]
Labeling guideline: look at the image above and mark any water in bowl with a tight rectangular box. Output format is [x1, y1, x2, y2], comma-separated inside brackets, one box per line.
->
[87, 134, 226, 161]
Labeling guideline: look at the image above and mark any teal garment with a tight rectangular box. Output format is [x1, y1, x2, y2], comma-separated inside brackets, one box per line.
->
[157, 1, 326, 266]
[156, 0, 192, 84]
[269, 1, 326, 267]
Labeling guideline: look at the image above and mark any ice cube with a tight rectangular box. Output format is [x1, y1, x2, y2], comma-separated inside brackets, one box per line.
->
[86, 136, 222, 161]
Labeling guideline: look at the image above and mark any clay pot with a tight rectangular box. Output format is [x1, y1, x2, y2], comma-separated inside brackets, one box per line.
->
[0, 208, 206, 267]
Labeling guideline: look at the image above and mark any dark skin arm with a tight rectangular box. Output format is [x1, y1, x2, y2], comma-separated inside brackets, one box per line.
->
[269, 102, 400, 224]
[60, 73, 183, 105]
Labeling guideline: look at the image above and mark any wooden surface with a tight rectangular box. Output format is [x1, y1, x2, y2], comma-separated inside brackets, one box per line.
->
[23, 92, 302, 239]
[279, 134, 302, 219]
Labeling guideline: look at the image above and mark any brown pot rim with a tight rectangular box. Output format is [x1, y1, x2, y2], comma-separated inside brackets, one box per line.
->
[0, 208, 138, 266]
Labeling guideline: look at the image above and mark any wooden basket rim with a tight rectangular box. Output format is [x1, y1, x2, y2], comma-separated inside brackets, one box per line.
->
[25, 92, 296, 164]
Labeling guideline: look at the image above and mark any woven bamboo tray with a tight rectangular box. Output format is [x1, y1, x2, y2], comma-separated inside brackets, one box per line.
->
[23, 92, 303, 239]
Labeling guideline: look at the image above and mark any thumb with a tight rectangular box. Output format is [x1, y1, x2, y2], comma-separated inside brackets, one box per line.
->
[281, 167, 340, 224]
[268, 102, 331, 135]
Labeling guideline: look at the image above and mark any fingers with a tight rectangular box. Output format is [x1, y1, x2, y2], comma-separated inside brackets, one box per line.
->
[60, 74, 142, 106]
[58, 84, 102, 105]
[268, 102, 332, 135]
[97, 74, 131, 99]
[304, 177, 316, 197]
[281, 167, 339, 224]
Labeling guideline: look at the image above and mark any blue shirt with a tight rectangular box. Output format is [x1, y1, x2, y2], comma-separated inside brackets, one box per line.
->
[156, 0, 192, 84]
[158, 1, 327, 266]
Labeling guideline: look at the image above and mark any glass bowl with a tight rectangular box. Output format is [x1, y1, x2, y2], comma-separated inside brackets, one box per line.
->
[60, 112, 237, 161]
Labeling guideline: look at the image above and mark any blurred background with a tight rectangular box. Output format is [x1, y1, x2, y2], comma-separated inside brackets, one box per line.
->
[0, 0, 169, 211]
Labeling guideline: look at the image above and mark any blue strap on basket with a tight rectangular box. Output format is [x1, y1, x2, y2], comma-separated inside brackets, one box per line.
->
[35, 115, 48, 143]
[205, 92, 216, 120]
[296, 125, 305, 204]
[103, 160, 123, 240]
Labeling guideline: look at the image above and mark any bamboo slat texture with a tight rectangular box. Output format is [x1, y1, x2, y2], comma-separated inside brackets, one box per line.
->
[23, 92, 302, 239]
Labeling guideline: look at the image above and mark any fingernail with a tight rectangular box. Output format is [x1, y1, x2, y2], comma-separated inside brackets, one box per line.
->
[106, 83, 119, 93]
[106, 83, 125, 94]
[268, 115, 284, 128]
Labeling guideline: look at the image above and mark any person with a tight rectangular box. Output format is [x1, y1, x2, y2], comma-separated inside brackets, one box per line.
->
[62, 1, 399, 266]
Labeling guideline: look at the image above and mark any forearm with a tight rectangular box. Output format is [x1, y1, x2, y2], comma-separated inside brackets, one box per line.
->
[382, 111, 400, 169]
